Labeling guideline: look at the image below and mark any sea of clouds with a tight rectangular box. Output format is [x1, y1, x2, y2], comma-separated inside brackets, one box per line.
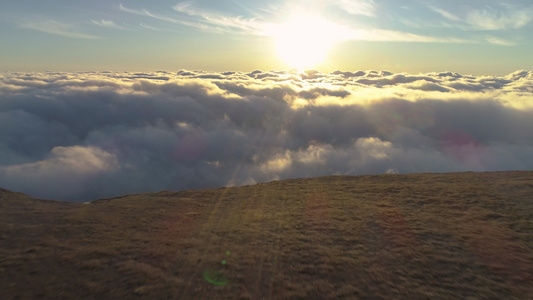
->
[1, 69, 533, 201]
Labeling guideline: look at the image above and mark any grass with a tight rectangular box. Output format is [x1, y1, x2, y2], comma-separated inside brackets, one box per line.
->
[1, 171, 532, 299]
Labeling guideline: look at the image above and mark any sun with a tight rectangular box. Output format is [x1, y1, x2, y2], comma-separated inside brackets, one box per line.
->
[271, 15, 350, 69]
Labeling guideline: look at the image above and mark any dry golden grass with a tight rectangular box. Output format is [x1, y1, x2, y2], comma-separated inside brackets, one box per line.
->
[1, 171, 532, 299]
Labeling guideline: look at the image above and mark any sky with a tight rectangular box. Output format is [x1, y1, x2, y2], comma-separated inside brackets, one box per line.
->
[1, 70, 533, 201]
[1, 0, 533, 74]
[1, 1, 533, 202]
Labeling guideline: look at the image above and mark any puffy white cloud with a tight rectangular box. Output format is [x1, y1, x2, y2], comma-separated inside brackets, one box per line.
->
[1, 70, 533, 201]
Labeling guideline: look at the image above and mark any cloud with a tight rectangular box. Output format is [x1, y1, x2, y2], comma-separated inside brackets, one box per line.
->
[485, 36, 516, 46]
[350, 29, 468, 43]
[91, 19, 129, 30]
[17, 19, 101, 39]
[119, 3, 248, 34]
[330, 0, 376, 17]
[0, 146, 118, 200]
[140, 23, 158, 30]
[430, 3, 533, 31]
[1, 70, 533, 201]
[430, 6, 461, 22]
[465, 7, 532, 30]
[118, 3, 204, 29]
[172, 2, 265, 35]
[118, 2, 471, 44]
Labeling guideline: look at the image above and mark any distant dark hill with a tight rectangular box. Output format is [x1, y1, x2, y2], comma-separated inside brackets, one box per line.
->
[1, 171, 532, 299]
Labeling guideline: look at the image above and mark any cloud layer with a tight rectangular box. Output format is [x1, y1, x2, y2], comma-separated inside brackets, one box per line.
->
[1, 69, 533, 201]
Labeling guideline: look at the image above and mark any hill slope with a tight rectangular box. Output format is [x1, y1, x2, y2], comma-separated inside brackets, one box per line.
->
[1, 171, 532, 299]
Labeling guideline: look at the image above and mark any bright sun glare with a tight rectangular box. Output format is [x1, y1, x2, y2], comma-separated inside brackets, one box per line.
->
[272, 15, 350, 69]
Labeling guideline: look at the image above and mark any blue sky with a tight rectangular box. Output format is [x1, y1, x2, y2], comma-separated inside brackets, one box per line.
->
[1, 0, 533, 74]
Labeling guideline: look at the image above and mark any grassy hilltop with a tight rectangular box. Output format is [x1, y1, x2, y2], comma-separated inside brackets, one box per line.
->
[1, 171, 532, 299]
